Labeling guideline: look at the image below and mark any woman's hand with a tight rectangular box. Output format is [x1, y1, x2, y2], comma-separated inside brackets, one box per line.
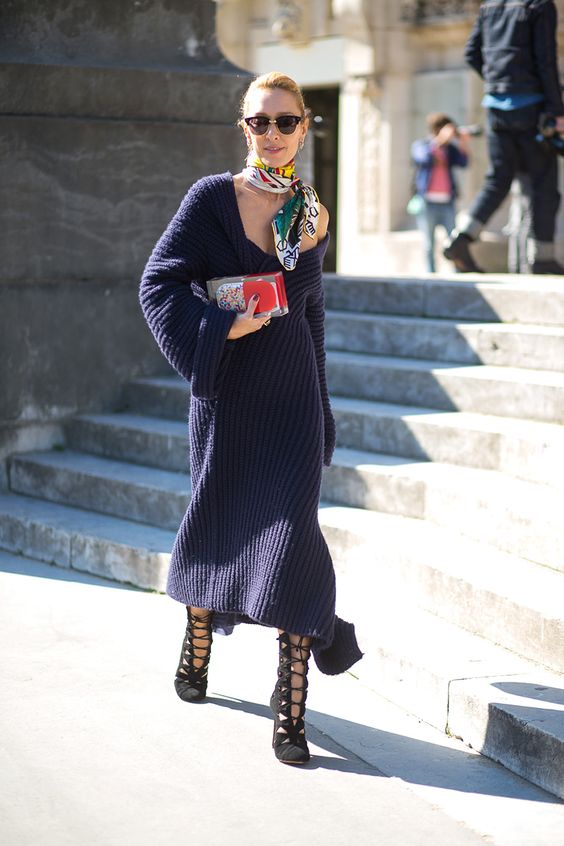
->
[227, 294, 271, 340]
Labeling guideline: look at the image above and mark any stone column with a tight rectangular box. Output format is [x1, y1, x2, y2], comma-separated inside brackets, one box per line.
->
[381, 73, 412, 232]
[334, 1, 381, 270]
[337, 76, 364, 263]
[0, 0, 249, 471]
[357, 77, 382, 235]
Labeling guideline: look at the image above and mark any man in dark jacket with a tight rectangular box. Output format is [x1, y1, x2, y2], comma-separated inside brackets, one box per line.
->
[443, 0, 564, 274]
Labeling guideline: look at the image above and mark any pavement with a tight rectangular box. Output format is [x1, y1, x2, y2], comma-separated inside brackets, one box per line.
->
[1, 550, 563, 846]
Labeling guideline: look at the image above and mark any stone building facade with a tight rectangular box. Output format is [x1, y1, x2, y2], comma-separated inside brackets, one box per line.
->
[216, 0, 564, 273]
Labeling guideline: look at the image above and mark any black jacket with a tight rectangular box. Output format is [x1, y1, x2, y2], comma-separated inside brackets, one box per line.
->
[465, 0, 563, 116]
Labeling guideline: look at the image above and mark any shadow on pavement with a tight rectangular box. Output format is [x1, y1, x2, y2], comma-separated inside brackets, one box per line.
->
[206, 694, 384, 776]
[207, 693, 561, 801]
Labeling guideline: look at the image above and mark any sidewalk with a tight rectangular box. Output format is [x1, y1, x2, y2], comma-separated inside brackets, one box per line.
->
[1, 551, 562, 846]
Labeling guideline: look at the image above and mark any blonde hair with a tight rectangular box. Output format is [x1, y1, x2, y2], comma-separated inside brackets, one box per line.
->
[239, 72, 307, 122]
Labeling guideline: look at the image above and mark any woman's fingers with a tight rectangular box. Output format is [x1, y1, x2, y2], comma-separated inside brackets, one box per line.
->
[245, 294, 260, 318]
[246, 295, 270, 331]
[227, 294, 271, 339]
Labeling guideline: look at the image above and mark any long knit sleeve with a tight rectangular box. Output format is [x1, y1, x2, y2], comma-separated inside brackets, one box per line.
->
[305, 285, 336, 467]
[139, 180, 237, 399]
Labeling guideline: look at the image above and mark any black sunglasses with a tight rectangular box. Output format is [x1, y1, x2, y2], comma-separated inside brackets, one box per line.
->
[243, 115, 303, 135]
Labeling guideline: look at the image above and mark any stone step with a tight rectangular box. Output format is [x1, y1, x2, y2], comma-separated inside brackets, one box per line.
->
[124, 365, 564, 437]
[121, 375, 188, 421]
[58, 407, 564, 569]
[336, 569, 564, 800]
[320, 504, 564, 675]
[324, 273, 564, 327]
[349, 602, 532, 730]
[65, 401, 564, 512]
[326, 351, 564, 423]
[1, 493, 562, 798]
[332, 397, 564, 488]
[120, 378, 564, 487]
[8, 450, 190, 531]
[326, 310, 564, 371]
[322, 447, 563, 571]
[64, 410, 564, 564]
[4, 452, 560, 674]
[67, 413, 189, 471]
[68, 402, 564, 489]
[0, 493, 174, 591]
[447, 672, 564, 800]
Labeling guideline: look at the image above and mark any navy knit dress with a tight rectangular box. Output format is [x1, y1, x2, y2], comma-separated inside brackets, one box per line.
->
[140, 172, 362, 675]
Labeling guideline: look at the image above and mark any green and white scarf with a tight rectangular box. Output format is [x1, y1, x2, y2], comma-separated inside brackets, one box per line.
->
[243, 158, 320, 271]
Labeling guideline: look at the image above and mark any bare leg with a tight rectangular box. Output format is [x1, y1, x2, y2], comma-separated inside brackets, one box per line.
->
[278, 629, 311, 726]
[187, 606, 213, 670]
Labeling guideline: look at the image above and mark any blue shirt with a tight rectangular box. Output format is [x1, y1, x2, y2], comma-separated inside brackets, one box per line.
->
[482, 92, 544, 111]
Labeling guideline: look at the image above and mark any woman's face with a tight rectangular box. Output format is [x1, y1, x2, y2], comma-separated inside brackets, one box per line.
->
[243, 87, 307, 169]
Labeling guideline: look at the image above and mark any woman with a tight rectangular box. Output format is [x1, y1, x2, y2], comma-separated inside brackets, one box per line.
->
[411, 112, 469, 273]
[139, 72, 362, 766]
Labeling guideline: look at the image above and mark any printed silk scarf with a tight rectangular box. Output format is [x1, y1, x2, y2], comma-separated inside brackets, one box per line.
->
[242, 158, 320, 271]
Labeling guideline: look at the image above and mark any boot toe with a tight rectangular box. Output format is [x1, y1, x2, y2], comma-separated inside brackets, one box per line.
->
[274, 740, 311, 765]
[174, 677, 207, 702]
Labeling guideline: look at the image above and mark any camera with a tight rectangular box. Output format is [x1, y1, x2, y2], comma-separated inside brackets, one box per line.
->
[535, 113, 564, 156]
[457, 124, 483, 137]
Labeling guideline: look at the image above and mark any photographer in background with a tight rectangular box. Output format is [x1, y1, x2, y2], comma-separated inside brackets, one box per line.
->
[443, 0, 564, 275]
[411, 113, 471, 273]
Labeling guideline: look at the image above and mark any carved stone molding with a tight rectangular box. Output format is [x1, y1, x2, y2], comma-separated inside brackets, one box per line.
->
[272, 1, 309, 45]
[400, 0, 480, 24]
[356, 78, 381, 232]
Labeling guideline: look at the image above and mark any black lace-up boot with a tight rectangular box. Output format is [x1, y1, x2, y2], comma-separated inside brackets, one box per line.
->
[174, 608, 213, 702]
[270, 632, 311, 764]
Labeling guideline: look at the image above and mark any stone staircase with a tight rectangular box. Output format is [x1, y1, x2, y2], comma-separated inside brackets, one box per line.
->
[1, 272, 564, 798]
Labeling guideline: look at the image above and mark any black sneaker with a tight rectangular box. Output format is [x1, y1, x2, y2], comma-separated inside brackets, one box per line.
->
[443, 232, 484, 273]
[531, 259, 564, 275]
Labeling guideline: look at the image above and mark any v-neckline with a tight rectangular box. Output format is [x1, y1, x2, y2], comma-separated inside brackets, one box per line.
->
[226, 172, 328, 264]
[227, 173, 279, 259]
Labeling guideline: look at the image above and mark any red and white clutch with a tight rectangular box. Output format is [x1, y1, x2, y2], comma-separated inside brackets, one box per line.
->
[206, 272, 288, 318]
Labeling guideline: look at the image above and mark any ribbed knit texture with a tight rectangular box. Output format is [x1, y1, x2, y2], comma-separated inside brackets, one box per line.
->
[139, 172, 362, 675]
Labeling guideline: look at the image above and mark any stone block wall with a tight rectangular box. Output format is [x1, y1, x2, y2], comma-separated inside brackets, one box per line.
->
[0, 0, 249, 472]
